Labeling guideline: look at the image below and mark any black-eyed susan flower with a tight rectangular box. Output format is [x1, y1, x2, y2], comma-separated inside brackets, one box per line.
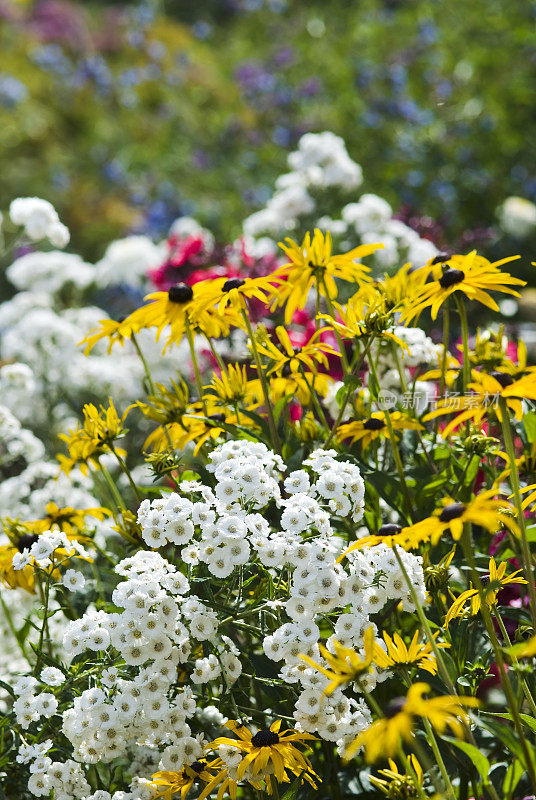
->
[403, 251, 524, 323]
[337, 411, 422, 450]
[207, 720, 319, 793]
[445, 557, 526, 627]
[402, 490, 520, 545]
[345, 682, 479, 763]
[254, 325, 338, 377]
[299, 628, 375, 695]
[369, 755, 424, 798]
[150, 759, 222, 800]
[373, 630, 449, 676]
[58, 398, 129, 474]
[204, 363, 260, 408]
[270, 229, 380, 324]
[194, 274, 283, 315]
[319, 286, 411, 352]
[0, 542, 35, 592]
[24, 502, 110, 539]
[425, 370, 536, 435]
[80, 317, 141, 355]
[267, 371, 333, 407]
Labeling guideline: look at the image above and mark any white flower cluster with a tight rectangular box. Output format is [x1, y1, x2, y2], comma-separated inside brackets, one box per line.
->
[12, 529, 90, 572]
[0, 404, 44, 480]
[498, 196, 536, 239]
[7, 251, 94, 295]
[95, 235, 165, 288]
[243, 131, 438, 269]
[9, 197, 70, 248]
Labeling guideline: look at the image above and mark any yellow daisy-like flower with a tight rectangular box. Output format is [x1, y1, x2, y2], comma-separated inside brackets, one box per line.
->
[425, 370, 536, 436]
[194, 274, 283, 316]
[150, 759, 222, 800]
[204, 363, 260, 407]
[445, 557, 526, 626]
[58, 398, 129, 475]
[337, 411, 422, 450]
[266, 371, 333, 407]
[369, 755, 424, 798]
[318, 286, 411, 354]
[207, 720, 319, 794]
[373, 629, 449, 676]
[403, 250, 524, 323]
[0, 542, 35, 592]
[402, 489, 520, 545]
[345, 682, 479, 763]
[255, 326, 338, 377]
[270, 229, 380, 324]
[24, 502, 110, 539]
[82, 281, 237, 355]
[299, 628, 375, 695]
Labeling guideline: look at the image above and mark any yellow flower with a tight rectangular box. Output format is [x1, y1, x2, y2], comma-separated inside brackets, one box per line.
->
[345, 682, 479, 763]
[204, 363, 260, 408]
[373, 629, 449, 675]
[82, 281, 236, 354]
[369, 755, 424, 798]
[270, 229, 380, 323]
[58, 398, 128, 474]
[24, 503, 110, 539]
[194, 274, 283, 315]
[337, 411, 422, 451]
[445, 557, 527, 626]
[425, 370, 536, 435]
[150, 759, 223, 800]
[299, 628, 375, 695]
[206, 720, 319, 794]
[319, 286, 412, 352]
[0, 543, 35, 592]
[403, 251, 524, 323]
[405, 489, 520, 544]
[266, 371, 333, 407]
[254, 326, 338, 377]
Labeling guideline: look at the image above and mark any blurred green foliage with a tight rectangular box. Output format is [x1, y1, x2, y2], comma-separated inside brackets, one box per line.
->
[0, 0, 535, 257]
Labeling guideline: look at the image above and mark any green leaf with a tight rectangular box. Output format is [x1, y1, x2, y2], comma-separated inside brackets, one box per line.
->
[523, 411, 536, 443]
[442, 736, 490, 782]
[279, 772, 305, 800]
[503, 759, 525, 799]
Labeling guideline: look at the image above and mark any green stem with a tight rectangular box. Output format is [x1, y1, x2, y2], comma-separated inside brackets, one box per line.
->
[268, 774, 280, 799]
[33, 566, 52, 675]
[131, 332, 156, 396]
[320, 276, 349, 373]
[184, 316, 207, 413]
[99, 463, 127, 511]
[299, 367, 329, 430]
[461, 527, 536, 794]
[108, 442, 142, 503]
[499, 396, 536, 630]
[241, 308, 281, 453]
[494, 610, 536, 716]
[455, 294, 470, 395]
[324, 339, 372, 449]
[368, 357, 415, 523]
[421, 717, 457, 800]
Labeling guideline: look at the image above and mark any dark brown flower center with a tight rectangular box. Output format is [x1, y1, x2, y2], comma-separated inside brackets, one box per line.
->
[439, 503, 466, 522]
[251, 728, 280, 747]
[208, 414, 226, 423]
[223, 278, 245, 292]
[384, 697, 407, 718]
[363, 417, 386, 431]
[168, 283, 193, 304]
[16, 533, 39, 552]
[190, 761, 205, 774]
[439, 268, 465, 289]
[489, 371, 514, 388]
[378, 523, 402, 536]
[431, 253, 451, 265]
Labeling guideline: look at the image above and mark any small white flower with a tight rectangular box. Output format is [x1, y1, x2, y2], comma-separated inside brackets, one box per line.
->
[62, 569, 86, 592]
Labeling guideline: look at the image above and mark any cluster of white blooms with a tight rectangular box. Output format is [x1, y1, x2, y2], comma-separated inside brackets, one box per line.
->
[95, 235, 165, 288]
[498, 195, 536, 239]
[9, 197, 70, 248]
[12, 676, 59, 730]
[243, 132, 359, 238]
[242, 131, 438, 269]
[6, 251, 94, 295]
[0, 404, 44, 480]
[12, 529, 90, 572]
